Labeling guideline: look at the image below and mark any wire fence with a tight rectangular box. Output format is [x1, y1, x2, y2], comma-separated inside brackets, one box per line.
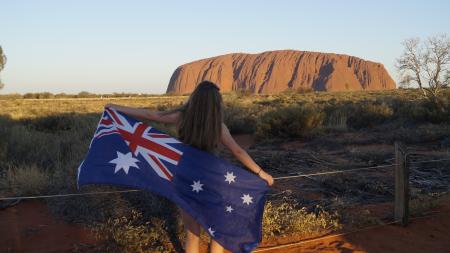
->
[0, 189, 141, 201]
[0, 163, 395, 201]
[272, 163, 394, 180]
[0, 156, 448, 202]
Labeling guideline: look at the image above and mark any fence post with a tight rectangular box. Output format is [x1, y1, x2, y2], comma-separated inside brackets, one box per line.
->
[394, 141, 409, 226]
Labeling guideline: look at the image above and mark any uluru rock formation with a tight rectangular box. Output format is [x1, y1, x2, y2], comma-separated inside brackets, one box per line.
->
[166, 50, 396, 94]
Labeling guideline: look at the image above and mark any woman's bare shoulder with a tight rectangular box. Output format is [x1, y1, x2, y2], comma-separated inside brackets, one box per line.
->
[220, 123, 235, 148]
[220, 123, 241, 151]
[221, 122, 230, 136]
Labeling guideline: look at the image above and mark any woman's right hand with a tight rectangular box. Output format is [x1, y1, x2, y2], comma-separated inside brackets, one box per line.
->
[258, 170, 274, 186]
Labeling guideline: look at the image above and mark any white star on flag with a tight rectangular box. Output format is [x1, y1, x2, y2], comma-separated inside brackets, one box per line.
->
[109, 151, 140, 174]
[226, 205, 234, 213]
[208, 227, 215, 237]
[241, 194, 253, 205]
[224, 171, 236, 184]
[191, 180, 204, 193]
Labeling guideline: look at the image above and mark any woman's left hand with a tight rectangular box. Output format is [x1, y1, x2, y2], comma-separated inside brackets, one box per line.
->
[259, 170, 274, 186]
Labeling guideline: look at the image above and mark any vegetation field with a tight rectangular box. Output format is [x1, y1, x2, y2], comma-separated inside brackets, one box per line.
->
[0, 89, 449, 252]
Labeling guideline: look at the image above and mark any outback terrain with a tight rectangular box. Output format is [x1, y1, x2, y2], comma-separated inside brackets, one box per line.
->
[0, 89, 449, 252]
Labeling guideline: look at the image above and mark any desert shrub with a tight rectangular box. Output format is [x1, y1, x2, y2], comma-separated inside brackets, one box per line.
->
[47, 190, 134, 224]
[323, 105, 349, 130]
[256, 104, 325, 138]
[92, 209, 176, 253]
[156, 103, 170, 111]
[2, 124, 61, 168]
[227, 89, 254, 98]
[341, 208, 383, 227]
[223, 102, 257, 134]
[346, 102, 394, 129]
[39, 92, 54, 99]
[383, 124, 450, 144]
[22, 92, 54, 99]
[22, 93, 36, 99]
[262, 200, 341, 238]
[77, 91, 95, 98]
[0, 93, 22, 99]
[400, 98, 450, 124]
[295, 87, 315, 94]
[1, 164, 50, 196]
[26, 114, 78, 132]
[252, 97, 285, 107]
[0, 113, 99, 197]
[409, 192, 448, 216]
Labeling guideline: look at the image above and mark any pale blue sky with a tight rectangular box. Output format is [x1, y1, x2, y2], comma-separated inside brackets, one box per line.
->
[1, 0, 449, 94]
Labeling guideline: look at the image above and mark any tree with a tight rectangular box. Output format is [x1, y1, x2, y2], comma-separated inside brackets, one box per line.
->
[396, 34, 450, 100]
[0, 46, 6, 89]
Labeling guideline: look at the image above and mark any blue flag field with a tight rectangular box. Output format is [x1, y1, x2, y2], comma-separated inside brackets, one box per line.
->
[77, 107, 270, 253]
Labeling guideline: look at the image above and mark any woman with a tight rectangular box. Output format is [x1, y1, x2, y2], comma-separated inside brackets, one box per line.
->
[106, 80, 274, 253]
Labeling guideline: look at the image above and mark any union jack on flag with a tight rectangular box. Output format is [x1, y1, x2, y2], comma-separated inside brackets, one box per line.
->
[77, 107, 270, 253]
[93, 108, 182, 180]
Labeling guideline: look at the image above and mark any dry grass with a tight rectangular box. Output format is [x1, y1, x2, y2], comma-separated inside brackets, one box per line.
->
[92, 209, 177, 253]
[1, 164, 50, 196]
[262, 200, 341, 238]
[0, 88, 449, 252]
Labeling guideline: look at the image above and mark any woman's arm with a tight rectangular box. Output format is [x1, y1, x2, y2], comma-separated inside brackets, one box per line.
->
[105, 103, 180, 124]
[220, 123, 274, 186]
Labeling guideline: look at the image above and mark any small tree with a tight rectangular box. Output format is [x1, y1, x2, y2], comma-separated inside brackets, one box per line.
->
[396, 34, 449, 100]
[0, 46, 6, 89]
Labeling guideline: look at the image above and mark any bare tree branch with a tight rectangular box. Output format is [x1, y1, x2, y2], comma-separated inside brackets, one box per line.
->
[396, 33, 449, 100]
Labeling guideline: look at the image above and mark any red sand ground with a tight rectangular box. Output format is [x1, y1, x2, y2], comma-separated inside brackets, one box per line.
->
[1, 200, 450, 253]
[0, 200, 96, 253]
[260, 208, 450, 253]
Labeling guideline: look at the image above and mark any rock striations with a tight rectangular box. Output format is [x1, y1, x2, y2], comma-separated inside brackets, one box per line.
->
[166, 50, 396, 94]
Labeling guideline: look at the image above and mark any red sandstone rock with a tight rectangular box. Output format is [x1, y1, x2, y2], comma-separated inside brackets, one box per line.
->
[166, 50, 396, 94]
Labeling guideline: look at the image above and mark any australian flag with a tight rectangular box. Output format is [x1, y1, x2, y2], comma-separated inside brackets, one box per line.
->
[77, 107, 270, 253]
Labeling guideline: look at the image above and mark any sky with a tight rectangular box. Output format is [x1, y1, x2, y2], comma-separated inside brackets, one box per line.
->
[1, 0, 449, 94]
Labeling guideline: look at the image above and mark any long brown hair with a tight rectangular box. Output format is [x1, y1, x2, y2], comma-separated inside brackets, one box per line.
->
[172, 81, 223, 152]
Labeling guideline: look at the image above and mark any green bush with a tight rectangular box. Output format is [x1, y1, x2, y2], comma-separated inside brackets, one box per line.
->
[346, 102, 394, 129]
[256, 105, 325, 138]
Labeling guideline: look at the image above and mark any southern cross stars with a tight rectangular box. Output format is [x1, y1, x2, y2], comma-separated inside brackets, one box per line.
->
[224, 171, 236, 184]
[225, 205, 234, 213]
[109, 151, 140, 174]
[191, 180, 204, 193]
[241, 194, 253, 205]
